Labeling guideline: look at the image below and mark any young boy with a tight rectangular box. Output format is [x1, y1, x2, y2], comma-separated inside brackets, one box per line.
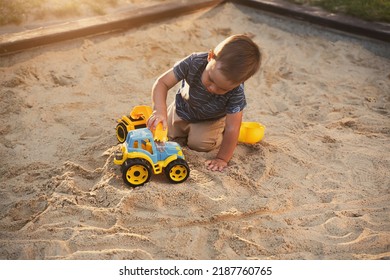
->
[147, 34, 261, 171]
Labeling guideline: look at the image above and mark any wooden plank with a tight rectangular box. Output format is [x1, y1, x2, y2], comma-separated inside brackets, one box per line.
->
[0, 0, 224, 56]
[230, 0, 390, 42]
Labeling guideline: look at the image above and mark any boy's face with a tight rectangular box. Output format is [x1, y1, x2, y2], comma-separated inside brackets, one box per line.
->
[201, 58, 240, 95]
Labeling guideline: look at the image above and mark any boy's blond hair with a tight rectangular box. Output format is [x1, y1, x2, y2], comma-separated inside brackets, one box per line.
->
[212, 34, 261, 84]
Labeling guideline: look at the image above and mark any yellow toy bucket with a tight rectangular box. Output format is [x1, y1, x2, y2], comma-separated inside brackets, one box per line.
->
[238, 122, 266, 144]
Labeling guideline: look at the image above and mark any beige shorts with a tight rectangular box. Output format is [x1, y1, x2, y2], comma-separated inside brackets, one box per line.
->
[167, 102, 226, 152]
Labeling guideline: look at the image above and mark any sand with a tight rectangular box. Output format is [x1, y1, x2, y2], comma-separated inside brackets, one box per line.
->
[0, 2, 389, 260]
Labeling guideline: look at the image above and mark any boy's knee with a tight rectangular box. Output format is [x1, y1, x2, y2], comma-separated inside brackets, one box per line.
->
[186, 118, 225, 152]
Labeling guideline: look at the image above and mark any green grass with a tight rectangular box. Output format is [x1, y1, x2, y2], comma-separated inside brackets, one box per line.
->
[286, 0, 390, 22]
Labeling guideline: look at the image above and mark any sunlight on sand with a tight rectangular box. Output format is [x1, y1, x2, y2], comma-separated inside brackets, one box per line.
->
[0, 0, 166, 27]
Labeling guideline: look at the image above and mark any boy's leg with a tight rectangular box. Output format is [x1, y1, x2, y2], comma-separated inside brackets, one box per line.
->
[167, 102, 189, 143]
[167, 101, 225, 152]
[187, 117, 226, 152]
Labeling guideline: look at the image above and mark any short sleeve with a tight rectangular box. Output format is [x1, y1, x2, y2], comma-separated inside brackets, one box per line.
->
[173, 54, 193, 81]
[226, 84, 246, 114]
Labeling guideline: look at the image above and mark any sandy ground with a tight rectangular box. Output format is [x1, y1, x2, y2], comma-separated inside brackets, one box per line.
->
[0, 2, 389, 260]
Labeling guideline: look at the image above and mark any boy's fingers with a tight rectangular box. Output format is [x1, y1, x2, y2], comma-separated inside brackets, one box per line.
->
[204, 160, 225, 172]
[162, 119, 168, 131]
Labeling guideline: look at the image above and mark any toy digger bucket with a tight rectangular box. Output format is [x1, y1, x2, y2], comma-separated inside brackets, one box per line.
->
[130, 105, 167, 142]
[153, 123, 168, 142]
[238, 122, 265, 144]
[130, 105, 152, 120]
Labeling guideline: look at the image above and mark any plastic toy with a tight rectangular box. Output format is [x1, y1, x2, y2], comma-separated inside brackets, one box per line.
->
[116, 105, 167, 143]
[114, 128, 190, 187]
[238, 122, 266, 144]
[114, 106, 189, 187]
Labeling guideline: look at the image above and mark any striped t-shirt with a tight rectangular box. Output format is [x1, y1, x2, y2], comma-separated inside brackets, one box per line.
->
[173, 52, 246, 122]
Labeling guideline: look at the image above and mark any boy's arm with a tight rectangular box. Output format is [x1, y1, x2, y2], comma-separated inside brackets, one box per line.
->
[205, 111, 243, 171]
[148, 68, 179, 130]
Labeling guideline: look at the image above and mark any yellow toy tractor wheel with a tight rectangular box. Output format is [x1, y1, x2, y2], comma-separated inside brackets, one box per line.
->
[122, 159, 152, 187]
[116, 123, 128, 143]
[165, 159, 190, 184]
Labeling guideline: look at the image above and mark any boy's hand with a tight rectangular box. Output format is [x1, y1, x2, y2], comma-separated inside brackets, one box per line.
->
[205, 158, 228, 172]
[147, 111, 167, 131]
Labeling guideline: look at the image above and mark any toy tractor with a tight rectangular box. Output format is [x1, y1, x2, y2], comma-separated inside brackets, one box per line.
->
[114, 106, 189, 187]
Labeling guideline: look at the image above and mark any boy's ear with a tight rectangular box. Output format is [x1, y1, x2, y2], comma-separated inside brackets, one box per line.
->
[207, 50, 216, 61]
